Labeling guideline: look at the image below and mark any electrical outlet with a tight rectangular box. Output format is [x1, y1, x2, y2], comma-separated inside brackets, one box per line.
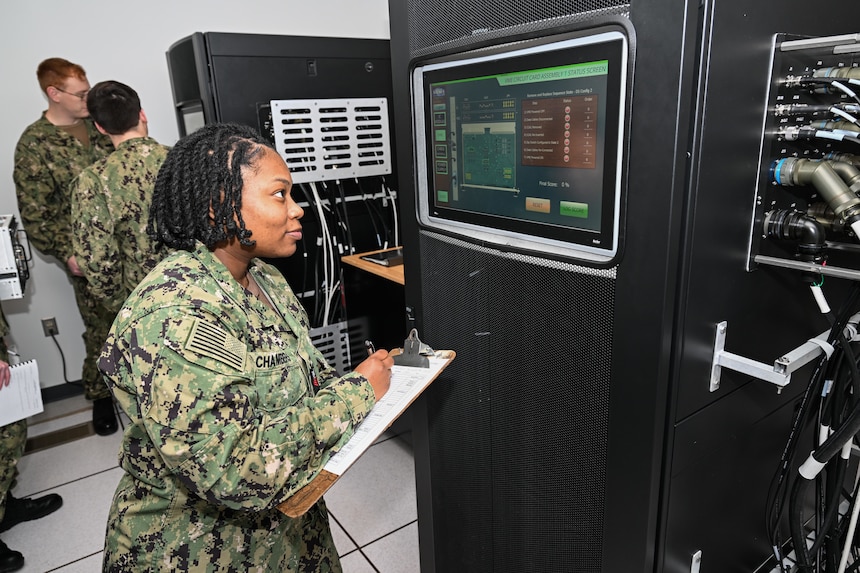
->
[41, 317, 58, 337]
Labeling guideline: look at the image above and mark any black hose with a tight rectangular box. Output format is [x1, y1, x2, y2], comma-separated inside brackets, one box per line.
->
[790, 476, 814, 568]
[775, 284, 860, 567]
[767, 353, 829, 563]
[807, 454, 848, 556]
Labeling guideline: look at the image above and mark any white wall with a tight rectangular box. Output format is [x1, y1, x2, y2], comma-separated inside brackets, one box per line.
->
[0, 0, 390, 389]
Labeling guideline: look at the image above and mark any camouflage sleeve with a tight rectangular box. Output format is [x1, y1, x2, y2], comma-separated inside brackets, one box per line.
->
[13, 143, 73, 262]
[71, 170, 123, 314]
[0, 307, 9, 363]
[119, 308, 376, 511]
[0, 307, 8, 340]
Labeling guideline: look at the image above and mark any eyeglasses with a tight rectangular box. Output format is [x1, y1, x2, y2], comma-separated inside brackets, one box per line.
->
[53, 86, 89, 101]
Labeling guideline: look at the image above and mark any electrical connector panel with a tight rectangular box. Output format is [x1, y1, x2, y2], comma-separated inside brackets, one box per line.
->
[750, 33, 860, 278]
[0, 215, 28, 300]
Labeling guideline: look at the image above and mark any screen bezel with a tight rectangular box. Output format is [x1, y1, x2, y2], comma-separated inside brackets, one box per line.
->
[411, 28, 629, 264]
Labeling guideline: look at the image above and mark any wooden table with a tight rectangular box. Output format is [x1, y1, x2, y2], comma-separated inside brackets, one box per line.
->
[341, 246, 405, 285]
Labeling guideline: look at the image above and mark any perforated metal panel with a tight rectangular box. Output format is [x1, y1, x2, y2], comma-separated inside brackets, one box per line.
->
[408, 0, 630, 58]
[309, 321, 353, 375]
[271, 98, 392, 184]
[418, 231, 615, 572]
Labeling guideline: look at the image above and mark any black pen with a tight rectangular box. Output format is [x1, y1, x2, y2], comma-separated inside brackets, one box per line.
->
[365, 340, 376, 357]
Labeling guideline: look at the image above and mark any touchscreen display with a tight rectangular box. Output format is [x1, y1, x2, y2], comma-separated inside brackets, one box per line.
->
[412, 29, 629, 263]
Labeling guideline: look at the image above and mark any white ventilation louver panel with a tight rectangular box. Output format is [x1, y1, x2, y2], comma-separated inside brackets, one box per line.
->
[309, 320, 353, 375]
[271, 98, 392, 184]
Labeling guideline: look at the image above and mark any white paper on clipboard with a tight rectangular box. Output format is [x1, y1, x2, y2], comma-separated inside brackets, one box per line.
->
[324, 355, 451, 476]
[0, 360, 43, 426]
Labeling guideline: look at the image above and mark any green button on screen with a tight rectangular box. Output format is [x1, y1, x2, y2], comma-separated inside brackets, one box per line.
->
[560, 201, 588, 218]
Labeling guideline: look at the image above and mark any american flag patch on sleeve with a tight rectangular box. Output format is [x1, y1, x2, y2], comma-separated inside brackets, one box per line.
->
[185, 319, 247, 371]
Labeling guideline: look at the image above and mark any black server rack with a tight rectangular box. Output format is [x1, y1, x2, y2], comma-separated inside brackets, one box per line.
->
[165, 32, 393, 140]
[390, 1, 860, 571]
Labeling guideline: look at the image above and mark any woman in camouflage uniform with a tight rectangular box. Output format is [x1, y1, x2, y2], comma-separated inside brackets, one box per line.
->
[99, 123, 393, 572]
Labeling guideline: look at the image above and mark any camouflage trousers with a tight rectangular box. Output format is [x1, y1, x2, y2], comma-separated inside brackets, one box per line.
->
[70, 275, 115, 400]
[0, 420, 26, 522]
[0, 338, 26, 521]
[104, 475, 344, 572]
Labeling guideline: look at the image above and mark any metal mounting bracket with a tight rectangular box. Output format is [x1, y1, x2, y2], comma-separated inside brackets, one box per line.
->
[710, 321, 830, 392]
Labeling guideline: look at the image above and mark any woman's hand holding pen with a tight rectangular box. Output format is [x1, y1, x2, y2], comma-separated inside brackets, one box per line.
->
[355, 347, 393, 401]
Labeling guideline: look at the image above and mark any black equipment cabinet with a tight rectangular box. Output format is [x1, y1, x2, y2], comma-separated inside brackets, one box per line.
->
[390, 0, 860, 571]
[166, 31, 404, 348]
[165, 32, 393, 139]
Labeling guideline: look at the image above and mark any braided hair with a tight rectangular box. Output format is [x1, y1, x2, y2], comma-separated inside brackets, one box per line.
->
[148, 123, 277, 251]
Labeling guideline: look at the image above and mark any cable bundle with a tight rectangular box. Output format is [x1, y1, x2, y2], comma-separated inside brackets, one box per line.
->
[780, 74, 860, 146]
[767, 283, 860, 572]
[292, 176, 399, 329]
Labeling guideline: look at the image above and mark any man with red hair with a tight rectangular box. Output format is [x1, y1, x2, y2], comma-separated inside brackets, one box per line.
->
[13, 58, 118, 435]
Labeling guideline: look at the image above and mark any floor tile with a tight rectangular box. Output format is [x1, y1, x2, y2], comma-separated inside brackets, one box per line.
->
[29, 392, 90, 425]
[340, 549, 379, 573]
[331, 513, 357, 555]
[48, 553, 103, 573]
[3, 466, 123, 573]
[362, 522, 420, 573]
[26, 410, 91, 439]
[325, 433, 417, 547]
[4, 395, 421, 572]
[15, 428, 122, 497]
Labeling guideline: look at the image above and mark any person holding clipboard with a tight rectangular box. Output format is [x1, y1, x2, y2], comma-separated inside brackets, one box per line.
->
[0, 307, 63, 572]
[99, 123, 394, 572]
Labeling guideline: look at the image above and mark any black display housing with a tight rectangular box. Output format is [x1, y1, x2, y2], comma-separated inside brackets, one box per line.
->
[411, 27, 630, 264]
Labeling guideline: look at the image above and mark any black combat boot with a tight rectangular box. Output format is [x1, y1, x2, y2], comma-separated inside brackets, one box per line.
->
[0, 539, 22, 572]
[0, 492, 63, 532]
[93, 396, 118, 436]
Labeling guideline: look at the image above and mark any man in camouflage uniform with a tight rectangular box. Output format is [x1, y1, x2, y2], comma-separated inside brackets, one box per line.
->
[100, 245, 380, 572]
[0, 307, 63, 572]
[71, 80, 170, 316]
[13, 58, 117, 435]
